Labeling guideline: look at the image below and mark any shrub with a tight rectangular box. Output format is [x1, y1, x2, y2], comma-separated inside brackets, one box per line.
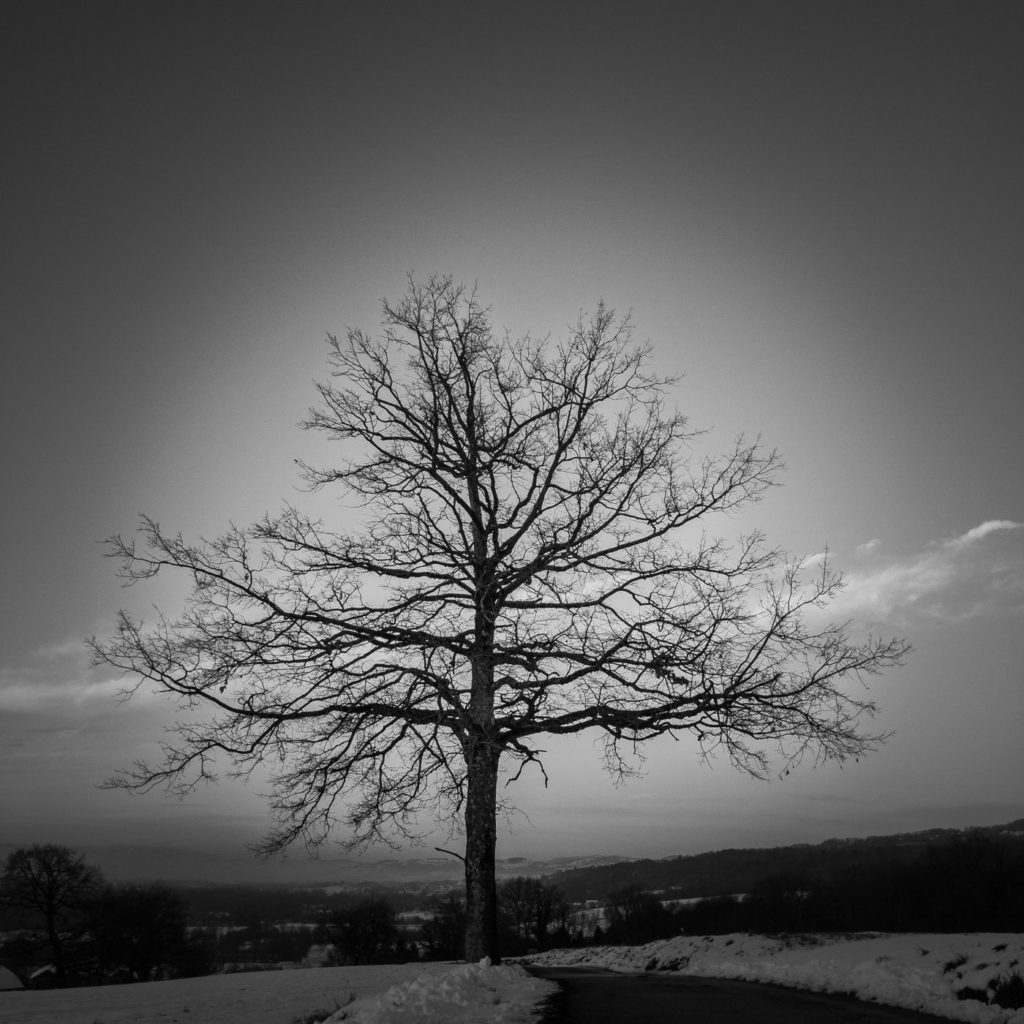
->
[991, 972, 1024, 1011]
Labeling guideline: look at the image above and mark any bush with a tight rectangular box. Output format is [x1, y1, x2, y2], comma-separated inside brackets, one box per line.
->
[991, 972, 1024, 1011]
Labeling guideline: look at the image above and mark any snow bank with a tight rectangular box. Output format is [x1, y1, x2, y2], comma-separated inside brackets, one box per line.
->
[527, 932, 1024, 1023]
[325, 958, 556, 1023]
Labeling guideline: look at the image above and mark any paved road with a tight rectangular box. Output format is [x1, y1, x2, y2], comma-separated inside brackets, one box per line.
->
[528, 967, 954, 1024]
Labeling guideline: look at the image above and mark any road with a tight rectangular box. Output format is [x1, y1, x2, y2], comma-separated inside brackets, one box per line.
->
[528, 967, 955, 1024]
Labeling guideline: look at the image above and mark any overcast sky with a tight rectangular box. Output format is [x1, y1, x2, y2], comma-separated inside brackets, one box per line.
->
[2, 1, 1022, 877]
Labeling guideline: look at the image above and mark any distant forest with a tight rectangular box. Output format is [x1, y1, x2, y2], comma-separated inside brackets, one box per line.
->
[115, 820, 1024, 944]
[3, 821, 1021, 986]
[589, 829, 1023, 945]
[553, 820, 1024, 944]
[548, 819, 1024, 904]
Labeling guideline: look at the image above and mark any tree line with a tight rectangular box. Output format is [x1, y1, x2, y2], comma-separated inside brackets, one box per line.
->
[546, 820, 1024, 904]
[6, 832, 1016, 986]
[218, 876, 576, 965]
[590, 831, 1024, 945]
[304, 832, 1024, 960]
[416, 875, 573, 960]
[0, 843, 574, 986]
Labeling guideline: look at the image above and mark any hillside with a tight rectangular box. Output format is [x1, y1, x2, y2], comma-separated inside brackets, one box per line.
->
[547, 818, 1024, 902]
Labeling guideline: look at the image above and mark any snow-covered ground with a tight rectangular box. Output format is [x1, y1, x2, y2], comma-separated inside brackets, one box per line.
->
[526, 932, 1024, 1023]
[0, 960, 555, 1024]
[3, 934, 1022, 1023]
[322, 960, 555, 1023]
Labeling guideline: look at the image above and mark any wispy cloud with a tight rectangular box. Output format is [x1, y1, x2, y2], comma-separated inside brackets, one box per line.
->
[0, 638, 133, 713]
[830, 520, 1024, 626]
[855, 538, 882, 558]
[0, 672, 124, 713]
[948, 519, 1022, 547]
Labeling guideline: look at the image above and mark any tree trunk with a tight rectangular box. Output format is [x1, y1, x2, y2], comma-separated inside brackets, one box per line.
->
[47, 918, 64, 980]
[463, 737, 500, 963]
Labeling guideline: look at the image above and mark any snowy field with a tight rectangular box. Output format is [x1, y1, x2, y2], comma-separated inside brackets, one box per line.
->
[527, 932, 1024, 1023]
[0, 960, 555, 1024]
[3, 934, 1022, 1023]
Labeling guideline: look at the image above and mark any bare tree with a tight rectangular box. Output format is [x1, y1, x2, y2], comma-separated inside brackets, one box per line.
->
[605, 883, 675, 944]
[0, 845, 103, 979]
[420, 891, 466, 960]
[91, 275, 908, 961]
[90, 882, 195, 981]
[499, 875, 566, 952]
[326, 898, 397, 964]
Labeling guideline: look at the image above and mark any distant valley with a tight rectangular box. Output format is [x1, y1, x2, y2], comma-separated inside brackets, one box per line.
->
[3, 817, 1020, 892]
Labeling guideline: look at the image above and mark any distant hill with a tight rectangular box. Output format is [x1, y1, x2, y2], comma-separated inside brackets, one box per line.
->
[546, 819, 1024, 902]
[0, 841, 629, 887]
[3, 820, 1020, 893]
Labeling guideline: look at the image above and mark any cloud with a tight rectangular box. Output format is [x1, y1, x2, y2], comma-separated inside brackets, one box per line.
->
[831, 520, 1024, 627]
[0, 640, 125, 713]
[0, 672, 124, 713]
[0, 638, 166, 755]
[947, 519, 1023, 548]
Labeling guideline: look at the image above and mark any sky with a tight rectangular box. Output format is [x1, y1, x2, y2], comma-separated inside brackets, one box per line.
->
[2, 1, 1022, 880]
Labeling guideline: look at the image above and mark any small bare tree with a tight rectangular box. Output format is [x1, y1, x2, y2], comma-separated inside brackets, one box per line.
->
[92, 275, 908, 961]
[499, 875, 566, 952]
[0, 845, 103, 979]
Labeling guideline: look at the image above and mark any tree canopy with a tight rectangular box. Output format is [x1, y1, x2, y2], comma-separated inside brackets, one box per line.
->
[93, 275, 908, 958]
